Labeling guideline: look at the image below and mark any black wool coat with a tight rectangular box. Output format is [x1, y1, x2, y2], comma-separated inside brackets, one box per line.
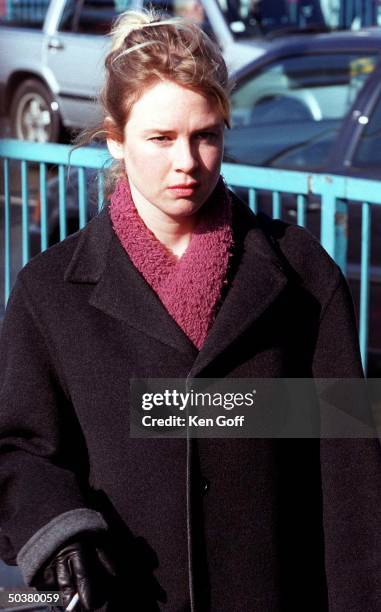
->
[1, 194, 381, 612]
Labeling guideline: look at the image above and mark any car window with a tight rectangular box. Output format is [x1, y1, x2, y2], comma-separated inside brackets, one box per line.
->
[60, 0, 132, 34]
[140, 0, 214, 39]
[226, 53, 378, 169]
[140, 0, 204, 22]
[214, 0, 327, 38]
[352, 90, 381, 168]
[0, 0, 50, 28]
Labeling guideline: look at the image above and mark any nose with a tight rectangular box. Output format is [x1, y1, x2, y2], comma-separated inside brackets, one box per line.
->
[173, 138, 198, 173]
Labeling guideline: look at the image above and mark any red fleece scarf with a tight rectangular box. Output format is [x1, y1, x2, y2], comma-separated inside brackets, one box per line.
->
[109, 177, 233, 349]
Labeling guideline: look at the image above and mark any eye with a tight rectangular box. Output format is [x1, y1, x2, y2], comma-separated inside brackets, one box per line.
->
[149, 135, 171, 143]
[196, 132, 219, 142]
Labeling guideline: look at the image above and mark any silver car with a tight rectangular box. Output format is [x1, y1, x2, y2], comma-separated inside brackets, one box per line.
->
[0, 0, 273, 142]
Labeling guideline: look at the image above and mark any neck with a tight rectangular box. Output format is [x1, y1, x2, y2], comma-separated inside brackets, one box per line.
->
[130, 184, 198, 258]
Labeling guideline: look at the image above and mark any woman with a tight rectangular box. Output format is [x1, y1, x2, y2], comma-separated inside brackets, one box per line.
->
[1, 9, 381, 612]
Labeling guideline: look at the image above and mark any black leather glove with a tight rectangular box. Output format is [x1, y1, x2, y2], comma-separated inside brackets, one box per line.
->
[31, 533, 117, 611]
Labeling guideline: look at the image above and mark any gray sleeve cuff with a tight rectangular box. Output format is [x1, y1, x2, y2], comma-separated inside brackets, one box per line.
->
[16, 508, 108, 585]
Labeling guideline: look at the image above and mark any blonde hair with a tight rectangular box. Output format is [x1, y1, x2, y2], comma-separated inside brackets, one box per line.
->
[77, 8, 233, 189]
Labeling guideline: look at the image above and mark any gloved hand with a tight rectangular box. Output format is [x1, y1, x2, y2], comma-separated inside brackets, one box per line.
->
[31, 533, 117, 611]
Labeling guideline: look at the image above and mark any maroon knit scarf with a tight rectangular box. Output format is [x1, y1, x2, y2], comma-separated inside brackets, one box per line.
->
[109, 177, 233, 349]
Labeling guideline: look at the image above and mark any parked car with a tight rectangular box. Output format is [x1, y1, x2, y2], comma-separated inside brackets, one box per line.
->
[0, 0, 271, 143]
[224, 29, 381, 364]
[226, 29, 381, 179]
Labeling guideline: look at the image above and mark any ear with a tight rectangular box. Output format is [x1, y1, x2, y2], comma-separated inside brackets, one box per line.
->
[104, 116, 124, 160]
[106, 136, 124, 160]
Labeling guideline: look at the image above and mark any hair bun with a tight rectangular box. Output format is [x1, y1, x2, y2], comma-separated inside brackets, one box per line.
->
[110, 9, 169, 51]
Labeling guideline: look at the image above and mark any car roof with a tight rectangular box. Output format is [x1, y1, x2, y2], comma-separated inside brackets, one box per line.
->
[235, 28, 381, 79]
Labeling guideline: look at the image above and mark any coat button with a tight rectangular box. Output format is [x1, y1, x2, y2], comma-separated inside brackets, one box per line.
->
[200, 477, 210, 495]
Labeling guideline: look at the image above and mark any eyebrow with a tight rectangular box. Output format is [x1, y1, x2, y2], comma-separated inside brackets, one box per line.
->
[142, 124, 223, 135]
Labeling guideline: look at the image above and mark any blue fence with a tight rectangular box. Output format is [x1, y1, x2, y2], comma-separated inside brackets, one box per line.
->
[1, 138, 381, 372]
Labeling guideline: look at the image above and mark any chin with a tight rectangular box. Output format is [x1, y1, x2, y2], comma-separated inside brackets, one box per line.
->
[163, 201, 203, 218]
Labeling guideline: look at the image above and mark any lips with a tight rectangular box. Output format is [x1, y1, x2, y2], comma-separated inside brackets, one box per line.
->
[169, 183, 199, 189]
[168, 182, 199, 197]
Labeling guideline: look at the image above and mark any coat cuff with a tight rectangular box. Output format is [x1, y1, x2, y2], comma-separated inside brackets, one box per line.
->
[16, 508, 108, 585]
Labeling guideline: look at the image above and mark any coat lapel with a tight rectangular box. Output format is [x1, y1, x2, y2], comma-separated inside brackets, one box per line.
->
[64, 208, 197, 359]
[190, 200, 289, 377]
[64, 200, 290, 372]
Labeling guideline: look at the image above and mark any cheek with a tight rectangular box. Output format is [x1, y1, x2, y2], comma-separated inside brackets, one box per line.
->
[203, 146, 223, 173]
[125, 145, 166, 179]
[212, 147, 224, 174]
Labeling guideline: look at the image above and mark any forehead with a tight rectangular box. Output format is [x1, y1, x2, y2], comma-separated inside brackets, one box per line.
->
[125, 80, 223, 132]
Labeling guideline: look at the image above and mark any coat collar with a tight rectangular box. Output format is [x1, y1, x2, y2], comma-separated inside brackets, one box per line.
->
[65, 207, 198, 360]
[64, 196, 289, 374]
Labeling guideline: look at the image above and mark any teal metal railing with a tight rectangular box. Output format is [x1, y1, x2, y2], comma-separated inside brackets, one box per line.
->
[0, 139, 109, 306]
[1, 138, 381, 371]
[222, 166, 381, 372]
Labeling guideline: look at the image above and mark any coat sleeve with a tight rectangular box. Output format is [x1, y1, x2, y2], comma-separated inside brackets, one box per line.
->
[313, 271, 381, 610]
[0, 277, 107, 584]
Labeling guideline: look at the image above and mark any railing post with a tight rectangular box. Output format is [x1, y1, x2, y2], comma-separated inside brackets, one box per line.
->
[359, 202, 371, 372]
[98, 172, 105, 212]
[296, 194, 306, 228]
[248, 188, 257, 214]
[3, 159, 11, 304]
[39, 162, 48, 252]
[58, 165, 67, 241]
[78, 168, 87, 228]
[21, 161, 29, 266]
[320, 191, 336, 257]
[272, 191, 281, 219]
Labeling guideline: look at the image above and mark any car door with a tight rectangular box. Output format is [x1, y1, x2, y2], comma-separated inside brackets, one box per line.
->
[44, 0, 130, 129]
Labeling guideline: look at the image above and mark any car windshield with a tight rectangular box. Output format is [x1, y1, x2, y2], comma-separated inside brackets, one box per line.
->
[215, 0, 330, 38]
[226, 52, 379, 170]
[215, 0, 381, 40]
